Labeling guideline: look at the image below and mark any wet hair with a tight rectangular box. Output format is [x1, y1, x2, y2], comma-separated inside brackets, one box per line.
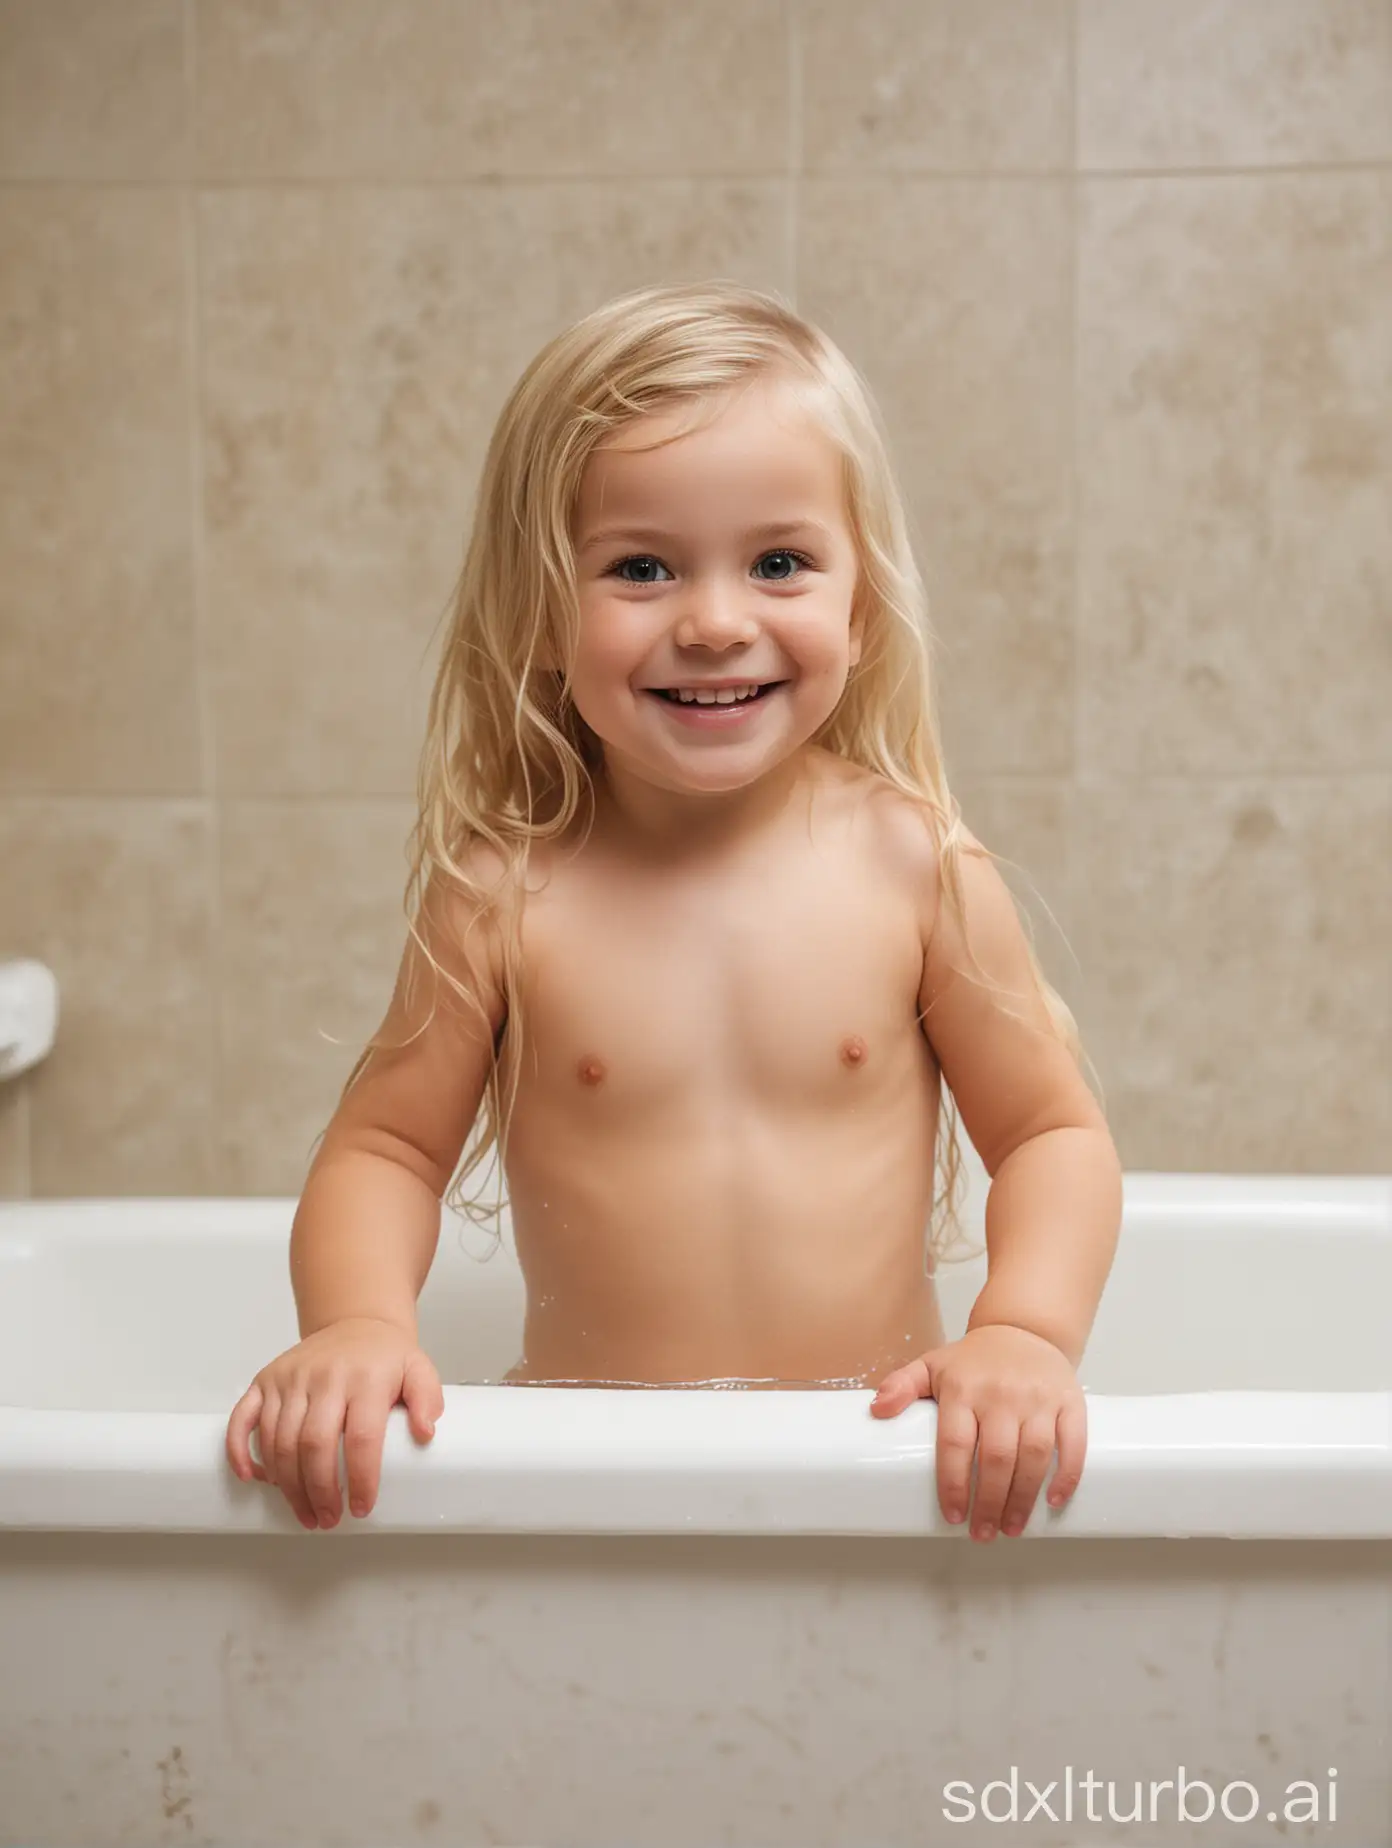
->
[341, 280, 1102, 1266]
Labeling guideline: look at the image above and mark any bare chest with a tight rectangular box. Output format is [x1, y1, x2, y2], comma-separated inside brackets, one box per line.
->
[499, 829, 932, 1124]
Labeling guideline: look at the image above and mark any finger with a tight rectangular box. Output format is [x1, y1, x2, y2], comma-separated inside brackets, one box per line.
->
[271, 1388, 318, 1530]
[226, 1383, 263, 1480]
[402, 1352, 443, 1443]
[933, 1398, 979, 1526]
[998, 1413, 1058, 1537]
[969, 1413, 1021, 1541]
[257, 1384, 282, 1487]
[343, 1385, 397, 1518]
[870, 1354, 936, 1417]
[298, 1393, 349, 1528]
[1047, 1393, 1088, 1509]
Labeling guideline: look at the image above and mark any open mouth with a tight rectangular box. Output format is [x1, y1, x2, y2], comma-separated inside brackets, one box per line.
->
[647, 682, 787, 707]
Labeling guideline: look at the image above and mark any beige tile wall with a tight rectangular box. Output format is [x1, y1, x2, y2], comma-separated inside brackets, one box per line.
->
[1, 0, 1388, 1197]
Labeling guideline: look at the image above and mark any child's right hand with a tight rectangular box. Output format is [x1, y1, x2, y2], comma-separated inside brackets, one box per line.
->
[225, 1318, 445, 1531]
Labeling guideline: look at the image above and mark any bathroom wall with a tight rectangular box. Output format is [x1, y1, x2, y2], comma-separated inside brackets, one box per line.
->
[0, 0, 1388, 1197]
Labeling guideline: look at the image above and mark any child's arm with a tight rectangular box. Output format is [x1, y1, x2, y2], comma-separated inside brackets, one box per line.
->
[226, 857, 508, 1529]
[918, 825, 1122, 1345]
[289, 873, 508, 1341]
[872, 823, 1124, 1540]
[964, 1123, 1122, 1369]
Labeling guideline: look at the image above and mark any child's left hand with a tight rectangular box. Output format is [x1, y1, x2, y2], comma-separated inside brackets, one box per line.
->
[869, 1325, 1087, 1542]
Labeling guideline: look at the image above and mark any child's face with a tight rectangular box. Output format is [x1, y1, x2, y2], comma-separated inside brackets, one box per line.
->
[568, 374, 863, 802]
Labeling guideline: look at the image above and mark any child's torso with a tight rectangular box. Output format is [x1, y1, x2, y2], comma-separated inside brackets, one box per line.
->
[494, 753, 947, 1389]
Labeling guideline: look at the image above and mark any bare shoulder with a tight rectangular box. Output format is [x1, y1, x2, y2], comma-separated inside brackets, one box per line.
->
[326, 833, 515, 1188]
[836, 768, 977, 941]
[848, 775, 1043, 1009]
[869, 787, 1024, 984]
[850, 778, 1107, 1169]
[416, 833, 518, 1018]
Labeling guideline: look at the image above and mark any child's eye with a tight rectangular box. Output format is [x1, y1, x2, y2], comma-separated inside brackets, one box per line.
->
[606, 549, 815, 585]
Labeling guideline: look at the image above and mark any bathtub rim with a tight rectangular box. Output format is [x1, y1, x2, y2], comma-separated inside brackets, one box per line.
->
[1, 1177, 1389, 1538]
[0, 1169, 1389, 1237]
[1, 1385, 1389, 1539]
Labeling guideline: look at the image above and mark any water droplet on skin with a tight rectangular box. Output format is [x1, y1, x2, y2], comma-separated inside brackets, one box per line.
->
[499, 1373, 868, 1391]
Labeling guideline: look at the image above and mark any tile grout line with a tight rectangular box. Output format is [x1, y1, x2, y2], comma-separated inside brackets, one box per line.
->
[1067, 0, 1082, 939]
[787, 0, 801, 301]
[182, 0, 227, 1190]
[15, 1082, 32, 1201]
[1, 774, 1385, 810]
[1053, 0, 1088, 1031]
[4, 160, 1392, 189]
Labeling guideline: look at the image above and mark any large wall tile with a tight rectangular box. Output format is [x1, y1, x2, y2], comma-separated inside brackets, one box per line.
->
[200, 181, 790, 796]
[951, 776, 1079, 975]
[1078, 0, 1392, 172]
[0, 801, 217, 1194]
[0, 1083, 28, 1198]
[1069, 777, 1391, 1172]
[218, 800, 417, 1193]
[801, 180, 1074, 776]
[0, 190, 201, 795]
[195, 0, 788, 181]
[0, 0, 186, 181]
[1078, 172, 1391, 777]
[802, 0, 1072, 174]
[1, 2, 1387, 1199]
[1009, 1547, 1391, 1833]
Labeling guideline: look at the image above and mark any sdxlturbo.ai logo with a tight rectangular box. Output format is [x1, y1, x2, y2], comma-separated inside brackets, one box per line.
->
[942, 1764, 1338, 1826]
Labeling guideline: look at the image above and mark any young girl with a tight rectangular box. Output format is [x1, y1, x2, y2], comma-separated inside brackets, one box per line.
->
[225, 281, 1123, 1546]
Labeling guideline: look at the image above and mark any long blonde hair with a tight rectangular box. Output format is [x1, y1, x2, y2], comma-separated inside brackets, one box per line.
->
[346, 280, 1102, 1264]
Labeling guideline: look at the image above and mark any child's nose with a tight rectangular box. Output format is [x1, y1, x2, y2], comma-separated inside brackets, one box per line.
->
[673, 582, 760, 648]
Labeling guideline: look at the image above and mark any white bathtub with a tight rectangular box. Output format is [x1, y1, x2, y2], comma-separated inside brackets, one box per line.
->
[1, 1166, 1389, 1846]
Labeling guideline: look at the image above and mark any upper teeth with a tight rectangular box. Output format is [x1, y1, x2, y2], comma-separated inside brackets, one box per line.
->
[669, 683, 763, 705]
